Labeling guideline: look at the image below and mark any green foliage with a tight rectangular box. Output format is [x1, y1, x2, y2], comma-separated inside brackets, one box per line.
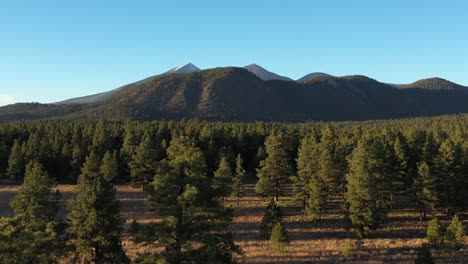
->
[146, 136, 241, 263]
[131, 221, 159, 243]
[426, 218, 445, 249]
[306, 175, 327, 222]
[292, 134, 318, 211]
[317, 126, 340, 194]
[100, 150, 120, 181]
[342, 238, 363, 256]
[129, 133, 159, 185]
[414, 244, 435, 264]
[260, 199, 283, 238]
[434, 139, 467, 214]
[444, 214, 465, 252]
[412, 162, 438, 222]
[9, 160, 61, 230]
[6, 139, 25, 182]
[344, 136, 391, 236]
[256, 133, 293, 201]
[0, 217, 59, 264]
[213, 156, 233, 198]
[232, 154, 246, 204]
[270, 221, 289, 251]
[67, 152, 129, 263]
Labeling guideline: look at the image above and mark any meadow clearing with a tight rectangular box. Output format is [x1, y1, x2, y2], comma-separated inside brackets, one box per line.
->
[0, 183, 466, 263]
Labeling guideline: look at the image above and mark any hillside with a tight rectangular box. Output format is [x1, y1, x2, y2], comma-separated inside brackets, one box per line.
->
[297, 72, 333, 82]
[398, 77, 467, 91]
[1, 68, 468, 122]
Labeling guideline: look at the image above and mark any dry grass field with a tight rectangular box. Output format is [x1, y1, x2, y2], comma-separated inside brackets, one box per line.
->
[0, 183, 466, 263]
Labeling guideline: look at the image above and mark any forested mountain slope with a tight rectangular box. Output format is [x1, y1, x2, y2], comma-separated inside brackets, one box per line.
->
[1, 68, 468, 122]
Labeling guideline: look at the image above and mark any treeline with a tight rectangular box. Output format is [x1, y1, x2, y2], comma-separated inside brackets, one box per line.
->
[0, 115, 467, 262]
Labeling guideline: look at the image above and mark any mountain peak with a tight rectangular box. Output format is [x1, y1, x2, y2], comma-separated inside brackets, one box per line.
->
[165, 63, 201, 74]
[243, 64, 292, 81]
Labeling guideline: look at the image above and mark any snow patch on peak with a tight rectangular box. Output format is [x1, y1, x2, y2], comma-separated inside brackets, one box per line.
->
[166, 63, 201, 74]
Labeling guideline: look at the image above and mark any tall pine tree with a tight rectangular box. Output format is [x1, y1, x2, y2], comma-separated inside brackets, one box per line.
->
[67, 152, 129, 263]
[10, 160, 61, 230]
[213, 157, 233, 199]
[232, 154, 246, 205]
[256, 133, 293, 201]
[344, 136, 391, 236]
[146, 136, 241, 263]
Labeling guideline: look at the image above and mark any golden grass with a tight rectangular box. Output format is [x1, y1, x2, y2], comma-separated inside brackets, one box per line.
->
[0, 183, 466, 263]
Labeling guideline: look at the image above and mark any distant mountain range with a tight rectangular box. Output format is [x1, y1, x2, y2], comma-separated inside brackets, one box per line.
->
[1, 63, 468, 122]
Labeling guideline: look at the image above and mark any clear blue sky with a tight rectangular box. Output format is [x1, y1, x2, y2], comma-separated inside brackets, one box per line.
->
[1, 0, 468, 105]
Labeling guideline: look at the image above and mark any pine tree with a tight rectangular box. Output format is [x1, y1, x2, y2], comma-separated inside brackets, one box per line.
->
[270, 221, 289, 251]
[213, 157, 233, 199]
[344, 136, 391, 237]
[317, 126, 340, 194]
[256, 133, 293, 201]
[306, 175, 327, 223]
[260, 199, 283, 238]
[10, 160, 61, 230]
[122, 120, 139, 162]
[0, 217, 59, 264]
[292, 134, 318, 211]
[91, 120, 113, 155]
[6, 140, 25, 183]
[100, 150, 120, 181]
[67, 152, 129, 263]
[232, 154, 246, 205]
[393, 135, 409, 183]
[129, 133, 159, 186]
[146, 136, 241, 263]
[444, 214, 465, 252]
[426, 218, 445, 249]
[412, 162, 438, 224]
[434, 139, 467, 214]
[70, 143, 86, 178]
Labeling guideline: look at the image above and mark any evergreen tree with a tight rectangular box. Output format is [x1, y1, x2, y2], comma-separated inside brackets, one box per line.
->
[444, 214, 465, 252]
[100, 150, 120, 181]
[67, 152, 129, 263]
[306, 175, 327, 223]
[393, 135, 410, 184]
[232, 154, 246, 205]
[270, 221, 289, 251]
[146, 136, 241, 263]
[121, 120, 139, 162]
[213, 156, 233, 199]
[6, 140, 25, 182]
[10, 160, 61, 230]
[129, 133, 159, 186]
[426, 218, 445, 249]
[0, 217, 59, 264]
[317, 126, 340, 194]
[70, 143, 86, 178]
[256, 133, 293, 201]
[91, 120, 113, 155]
[292, 134, 318, 211]
[434, 139, 467, 214]
[344, 136, 391, 236]
[260, 199, 283, 238]
[412, 162, 438, 223]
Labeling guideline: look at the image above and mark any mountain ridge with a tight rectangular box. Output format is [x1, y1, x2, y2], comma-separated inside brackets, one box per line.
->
[2, 66, 468, 123]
